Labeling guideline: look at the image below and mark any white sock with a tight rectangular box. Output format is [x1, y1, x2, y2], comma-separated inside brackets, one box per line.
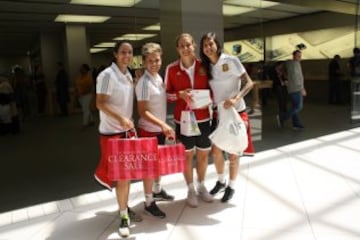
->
[145, 193, 153, 206]
[188, 182, 196, 192]
[228, 180, 236, 189]
[218, 174, 226, 184]
[153, 182, 162, 193]
[120, 209, 128, 218]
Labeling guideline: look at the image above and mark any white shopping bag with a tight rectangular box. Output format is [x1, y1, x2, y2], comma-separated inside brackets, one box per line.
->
[209, 103, 248, 155]
[180, 110, 201, 136]
[189, 89, 211, 109]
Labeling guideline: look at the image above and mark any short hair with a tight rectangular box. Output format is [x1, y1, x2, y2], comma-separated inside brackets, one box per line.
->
[175, 33, 196, 48]
[141, 42, 162, 60]
[293, 49, 301, 56]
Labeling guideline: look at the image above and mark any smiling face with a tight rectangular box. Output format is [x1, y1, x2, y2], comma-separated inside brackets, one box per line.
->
[202, 37, 218, 61]
[144, 52, 162, 75]
[176, 34, 196, 61]
[114, 42, 133, 70]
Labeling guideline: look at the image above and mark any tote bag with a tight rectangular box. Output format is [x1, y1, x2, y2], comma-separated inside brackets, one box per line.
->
[106, 137, 159, 180]
[157, 141, 186, 175]
[209, 104, 248, 155]
[180, 110, 201, 136]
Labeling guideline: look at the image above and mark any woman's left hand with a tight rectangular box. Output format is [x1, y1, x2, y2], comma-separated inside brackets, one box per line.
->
[223, 98, 237, 109]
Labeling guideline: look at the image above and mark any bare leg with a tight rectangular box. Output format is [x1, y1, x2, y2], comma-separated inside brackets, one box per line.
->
[228, 154, 239, 181]
[183, 150, 195, 184]
[196, 149, 210, 182]
[115, 180, 130, 213]
[212, 145, 225, 175]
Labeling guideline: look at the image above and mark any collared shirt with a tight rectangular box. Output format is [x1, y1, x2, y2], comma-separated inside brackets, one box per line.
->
[210, 53, 247, 112]
[96, 62, 134, 134]
[135, 70, 166, 132]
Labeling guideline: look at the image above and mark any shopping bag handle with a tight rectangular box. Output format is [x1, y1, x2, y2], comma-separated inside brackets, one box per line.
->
[125, 128, 137, 138]
[165, 136, 176, 145]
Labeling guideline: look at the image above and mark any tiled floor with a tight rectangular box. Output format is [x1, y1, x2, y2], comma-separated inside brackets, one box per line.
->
[1, 124, 359, 239]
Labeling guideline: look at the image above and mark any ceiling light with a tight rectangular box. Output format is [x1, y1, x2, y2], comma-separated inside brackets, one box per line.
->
[223, 5, 253, 16]
[113, 33, 157, 41]
[70, 0, 141, 7]
[90, 48, 107, 53]
[142, 23, 161, 31]
[94, 42, 116, 48]
[55, 14, 110, 23]
[223, 0, 279, 8]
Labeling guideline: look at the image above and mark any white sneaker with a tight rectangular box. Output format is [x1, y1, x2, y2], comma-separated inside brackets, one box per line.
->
[198, 185, 214, 202]
[118, 216, 130, 238]
[186, 189, 199, 208]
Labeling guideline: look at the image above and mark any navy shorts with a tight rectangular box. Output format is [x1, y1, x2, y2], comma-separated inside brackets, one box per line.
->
[175, 120, 212, 151]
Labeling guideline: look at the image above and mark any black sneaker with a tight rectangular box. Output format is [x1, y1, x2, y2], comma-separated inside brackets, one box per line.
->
[221, 186, 235, 203]
[118, 216, 130, 238]
[292, 125, 305, 131]
[153, 189, 175, 201]
[210, 181, 226, 195]
[144, 201, 166, 218]
[128, 207, 143, 222]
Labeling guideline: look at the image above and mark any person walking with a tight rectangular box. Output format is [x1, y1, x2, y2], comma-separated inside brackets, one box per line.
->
[55, 62, 69, 116]
[277, 50, 307, 130]
[268, 61, 288, 118]
[200, 32, 255, 202]
[75, 63, 95, 128]
[165, 33, 214, 208]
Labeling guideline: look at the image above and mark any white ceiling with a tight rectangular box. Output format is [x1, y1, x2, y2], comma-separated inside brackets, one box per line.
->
[0, 0, 357, 56]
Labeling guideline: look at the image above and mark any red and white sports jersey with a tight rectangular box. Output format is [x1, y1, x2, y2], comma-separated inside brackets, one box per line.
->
[164, 59, 211, 123]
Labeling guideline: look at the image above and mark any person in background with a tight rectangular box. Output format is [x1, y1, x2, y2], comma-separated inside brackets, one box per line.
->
[165, 33, 214, 208]
[33, 64, 47, 115]
[135, 42, 175, 217]
[12, 66, 30, 121]
[0, 76, 19, 135]
[328, 54, 343, 104]
[55, 62, 70, 116]
[94, 41, 144, 238]
[277, 50, 307, 130]
[75, 63, 95, 128]
[268, 61, 288, 119]
[200, 32, 255, 202]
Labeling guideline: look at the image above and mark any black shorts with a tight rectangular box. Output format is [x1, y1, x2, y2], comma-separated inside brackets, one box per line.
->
[175, 120, 212, 151]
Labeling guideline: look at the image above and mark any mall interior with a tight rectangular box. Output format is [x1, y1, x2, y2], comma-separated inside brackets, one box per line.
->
[0, 0, 360, 239]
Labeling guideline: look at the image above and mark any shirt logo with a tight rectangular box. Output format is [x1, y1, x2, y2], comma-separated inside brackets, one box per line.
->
[222, 64, 229, 72]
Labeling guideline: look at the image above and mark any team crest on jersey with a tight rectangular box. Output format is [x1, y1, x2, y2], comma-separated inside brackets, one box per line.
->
[222, 64, 229, 72]
[198, 66, 206, 76]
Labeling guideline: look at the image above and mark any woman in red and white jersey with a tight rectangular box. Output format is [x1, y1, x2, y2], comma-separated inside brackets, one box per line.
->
[164, 33, 213, 208]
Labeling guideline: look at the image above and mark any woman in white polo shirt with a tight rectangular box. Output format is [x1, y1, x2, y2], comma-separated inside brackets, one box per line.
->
[135, 42, 175, 216]
[200, 32, 255, 203]
[94, 41, 142, 238]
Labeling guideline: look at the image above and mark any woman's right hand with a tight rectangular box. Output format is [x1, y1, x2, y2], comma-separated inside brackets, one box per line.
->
[161, 123, 175, 139]
[119, 117, 134, 130]
[179, 89, 193, 105]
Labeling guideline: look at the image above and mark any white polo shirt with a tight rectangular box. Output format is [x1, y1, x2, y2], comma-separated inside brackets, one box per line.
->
[96, 62, 134, 134]
[135, 70, 166, 132]
[210, 53, 247, 112]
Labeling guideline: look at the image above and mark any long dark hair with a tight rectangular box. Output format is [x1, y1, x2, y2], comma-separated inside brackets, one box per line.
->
[199, 32, 222, 79]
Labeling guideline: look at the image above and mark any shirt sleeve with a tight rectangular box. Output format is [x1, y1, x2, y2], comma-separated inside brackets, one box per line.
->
[135, 77, 150, 101]
[164, 65, 178, 102]
[96, 71, 112, 95]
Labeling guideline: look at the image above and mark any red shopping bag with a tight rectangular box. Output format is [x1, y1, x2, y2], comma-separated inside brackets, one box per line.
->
[106, 137, 159, 180]
[157, 143, 186, 175]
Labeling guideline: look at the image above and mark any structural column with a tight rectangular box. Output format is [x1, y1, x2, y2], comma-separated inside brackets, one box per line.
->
[160, 0, 224, 67]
